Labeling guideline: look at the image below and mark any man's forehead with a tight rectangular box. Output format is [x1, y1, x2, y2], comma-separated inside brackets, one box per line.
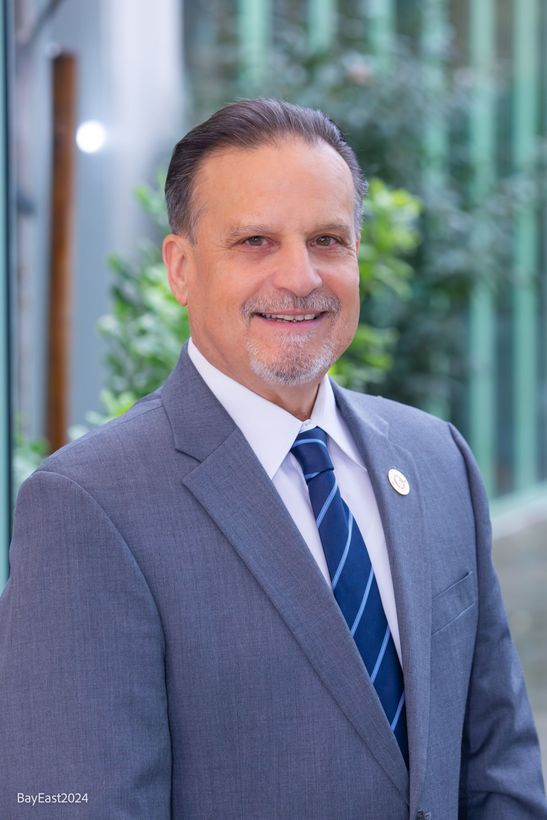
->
[195, 136, 351, 186]
[192, 138, 354, 210]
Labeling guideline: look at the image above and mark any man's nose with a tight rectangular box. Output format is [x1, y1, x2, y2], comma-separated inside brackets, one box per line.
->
[270, 243, 323, 296]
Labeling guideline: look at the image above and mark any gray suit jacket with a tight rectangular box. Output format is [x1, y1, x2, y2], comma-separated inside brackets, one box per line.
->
[1, 345, 545, 819]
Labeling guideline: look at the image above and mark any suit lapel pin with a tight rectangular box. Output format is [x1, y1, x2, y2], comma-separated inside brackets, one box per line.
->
[388, 468, 410, 496]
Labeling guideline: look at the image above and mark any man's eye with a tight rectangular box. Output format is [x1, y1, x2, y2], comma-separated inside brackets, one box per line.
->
[243, 236, 267, 246]
[314, 235, 340, 247]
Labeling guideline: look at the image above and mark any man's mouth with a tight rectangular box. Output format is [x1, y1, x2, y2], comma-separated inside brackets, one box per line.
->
[255, 312, 323, 323]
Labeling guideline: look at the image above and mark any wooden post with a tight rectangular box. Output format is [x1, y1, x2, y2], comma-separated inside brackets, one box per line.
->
[46, 53, 76, 453]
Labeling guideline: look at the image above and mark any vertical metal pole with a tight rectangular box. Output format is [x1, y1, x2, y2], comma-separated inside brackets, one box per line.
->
[512, 0, 539, 491]
[421, 0, 447, 193]
[366, 0, 395, 64]
[468, 0, 496, 495]
[0, 0, 11, 588]
[421, 0, 449, 419]
[238, 0, 271, 89]
[308, 0, 336, 52]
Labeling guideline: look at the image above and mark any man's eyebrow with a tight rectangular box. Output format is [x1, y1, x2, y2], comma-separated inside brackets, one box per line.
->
[224, 224, 274, 242]
[313, 222, 353, 235]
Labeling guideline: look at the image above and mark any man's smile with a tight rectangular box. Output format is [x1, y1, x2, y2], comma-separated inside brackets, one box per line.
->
[254, 310, 326, 324]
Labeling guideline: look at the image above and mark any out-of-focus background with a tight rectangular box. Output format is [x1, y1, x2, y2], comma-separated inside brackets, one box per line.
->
[0, 0, 545, 771]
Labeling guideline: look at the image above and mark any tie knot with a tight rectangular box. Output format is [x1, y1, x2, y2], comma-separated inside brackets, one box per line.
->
[290, 427, 334, 480]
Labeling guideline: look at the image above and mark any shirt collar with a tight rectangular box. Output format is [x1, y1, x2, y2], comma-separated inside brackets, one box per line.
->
[188, 338, 364, 478]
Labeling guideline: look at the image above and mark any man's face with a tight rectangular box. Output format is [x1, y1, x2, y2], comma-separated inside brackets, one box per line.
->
[164, 137, 361, 405]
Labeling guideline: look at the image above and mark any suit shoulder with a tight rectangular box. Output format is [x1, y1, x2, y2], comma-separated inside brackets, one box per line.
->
[367, 392, 444, 424]
[333, 382, 473, 465]
[335, 382, 448, 434]
[36, 389, 170, 485]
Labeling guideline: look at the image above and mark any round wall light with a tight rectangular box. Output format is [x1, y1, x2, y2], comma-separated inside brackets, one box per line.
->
[76, 120, 107, 153]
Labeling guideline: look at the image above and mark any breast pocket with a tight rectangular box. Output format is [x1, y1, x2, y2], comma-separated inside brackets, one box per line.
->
[431, 570, 476, 635]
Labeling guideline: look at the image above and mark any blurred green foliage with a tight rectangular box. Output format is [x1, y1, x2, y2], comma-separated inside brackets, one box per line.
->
[96, 177, 189, 417]
[12, 427, 47, 490]
[333, 180, 421, 390]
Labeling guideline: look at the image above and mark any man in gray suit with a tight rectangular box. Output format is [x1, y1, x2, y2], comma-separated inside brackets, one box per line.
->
[1, 99, 546, 818]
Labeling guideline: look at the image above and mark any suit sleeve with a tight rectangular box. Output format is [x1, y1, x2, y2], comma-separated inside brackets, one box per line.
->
[448, 424, 547, 818]
[0, 469, 171, 819]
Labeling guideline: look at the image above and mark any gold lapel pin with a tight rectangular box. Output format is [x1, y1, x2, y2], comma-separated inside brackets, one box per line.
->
[388, 468, 410, 496]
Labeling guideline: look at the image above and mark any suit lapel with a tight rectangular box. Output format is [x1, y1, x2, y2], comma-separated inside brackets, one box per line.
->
[162, 348, 409, 800]
[333, 382, 432, 815]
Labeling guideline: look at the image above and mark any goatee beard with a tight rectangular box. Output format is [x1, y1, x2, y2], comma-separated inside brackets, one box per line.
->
[246, 335, 338, 386]
[242, 293, 342, 386]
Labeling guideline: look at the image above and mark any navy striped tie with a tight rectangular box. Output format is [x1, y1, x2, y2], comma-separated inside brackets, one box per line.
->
[291, 427, 409, 765]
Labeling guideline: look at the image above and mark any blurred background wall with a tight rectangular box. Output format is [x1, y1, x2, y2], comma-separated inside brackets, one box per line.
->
[13, 0, 183, 441]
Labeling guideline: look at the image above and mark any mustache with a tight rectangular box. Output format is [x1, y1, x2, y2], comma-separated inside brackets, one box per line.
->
[241, 293, 341, 319]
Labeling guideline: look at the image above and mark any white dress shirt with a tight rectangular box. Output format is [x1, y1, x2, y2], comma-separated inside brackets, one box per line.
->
[188, 338, 402, 662]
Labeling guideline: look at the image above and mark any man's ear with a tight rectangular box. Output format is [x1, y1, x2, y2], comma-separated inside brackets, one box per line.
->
[163, 233, 192, 307]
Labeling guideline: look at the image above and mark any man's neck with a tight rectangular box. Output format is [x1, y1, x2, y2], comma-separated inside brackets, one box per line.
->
[188, 338, 322, 420]
[251, 382, 320, 421]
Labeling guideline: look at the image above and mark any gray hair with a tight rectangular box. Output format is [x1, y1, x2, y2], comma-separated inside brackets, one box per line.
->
[165, 98, 367, 241]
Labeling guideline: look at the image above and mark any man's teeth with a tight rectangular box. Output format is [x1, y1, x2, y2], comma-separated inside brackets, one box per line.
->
[260, 313, 319, 322]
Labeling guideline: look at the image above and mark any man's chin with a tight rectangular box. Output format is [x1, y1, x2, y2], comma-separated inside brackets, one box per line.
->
[246, 344, 336, 387]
